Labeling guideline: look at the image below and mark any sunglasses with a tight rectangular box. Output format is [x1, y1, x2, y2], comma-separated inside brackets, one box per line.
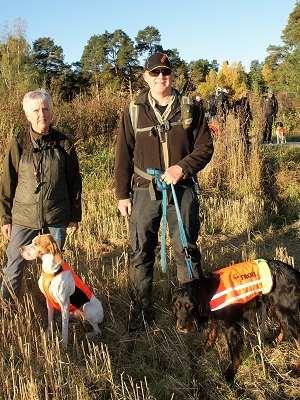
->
[149, 68, 171, 77]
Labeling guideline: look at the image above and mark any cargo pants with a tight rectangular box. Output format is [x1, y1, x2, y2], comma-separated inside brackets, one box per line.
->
[128, 184, 202, 311]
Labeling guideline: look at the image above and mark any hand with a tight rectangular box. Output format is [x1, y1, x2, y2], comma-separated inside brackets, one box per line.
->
[1, 224, 12, 240]
[66, 222, 79, 236]
[118, 198, 132, 217]
[161, 165, 184, 185]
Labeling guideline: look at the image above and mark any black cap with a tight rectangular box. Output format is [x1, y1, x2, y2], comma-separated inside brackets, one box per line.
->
[145, 52, 171, 71]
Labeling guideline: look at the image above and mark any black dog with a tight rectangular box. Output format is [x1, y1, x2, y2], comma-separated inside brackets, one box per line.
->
[172, 259, 300, 381]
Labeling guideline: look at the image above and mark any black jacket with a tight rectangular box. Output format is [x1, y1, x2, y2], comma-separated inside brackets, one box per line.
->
[263, 95, 278, 117]
[115, 89, 214, 199]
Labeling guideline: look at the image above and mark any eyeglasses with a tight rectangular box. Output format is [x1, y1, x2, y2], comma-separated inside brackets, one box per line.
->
[149, 68, 171, 77]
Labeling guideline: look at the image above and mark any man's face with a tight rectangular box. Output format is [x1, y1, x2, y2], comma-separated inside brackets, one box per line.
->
[25, 99, 52, 134]
[144, 68, 173, 97]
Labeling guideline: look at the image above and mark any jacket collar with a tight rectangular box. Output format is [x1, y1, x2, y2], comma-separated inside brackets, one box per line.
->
[135, 88, 180, 107]
[29, 126, 54, 146]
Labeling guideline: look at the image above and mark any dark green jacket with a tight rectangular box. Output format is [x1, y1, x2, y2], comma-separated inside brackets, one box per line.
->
[0, 127, 82, 229]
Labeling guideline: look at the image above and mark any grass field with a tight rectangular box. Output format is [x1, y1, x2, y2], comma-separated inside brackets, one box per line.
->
[0, 94, 299, 400]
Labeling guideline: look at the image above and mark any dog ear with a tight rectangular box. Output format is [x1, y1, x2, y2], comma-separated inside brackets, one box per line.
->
[47, 235, 64, 265]
[47, 236, 60, 255]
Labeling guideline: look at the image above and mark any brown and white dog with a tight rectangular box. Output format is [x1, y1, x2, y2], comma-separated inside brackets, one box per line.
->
[275, 123, 286, 144]
[172, 259, 300, 381]
[20, 234, 104, 346]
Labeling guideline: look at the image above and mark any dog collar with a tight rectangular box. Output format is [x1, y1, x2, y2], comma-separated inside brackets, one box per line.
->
[42, 265, 63, 278]
[54, 265, 63, 275]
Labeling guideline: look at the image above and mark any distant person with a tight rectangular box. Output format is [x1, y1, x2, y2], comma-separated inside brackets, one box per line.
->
[195, 94, 204, 108]
[233, 93, 252, 149]
[262, 89, 278, 143]
[207, 94, 217, 119]
[0, 89, 82, 302]
[115, 52, 214, 333]
[209, 87, 230, 132]
[275, 121, 286, 144]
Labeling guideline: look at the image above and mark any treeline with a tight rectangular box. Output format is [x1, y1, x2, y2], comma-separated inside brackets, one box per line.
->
[0, 2, 299, 102]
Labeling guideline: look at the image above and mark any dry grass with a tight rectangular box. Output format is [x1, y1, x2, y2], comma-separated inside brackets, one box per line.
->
[0, 92, 299, 399]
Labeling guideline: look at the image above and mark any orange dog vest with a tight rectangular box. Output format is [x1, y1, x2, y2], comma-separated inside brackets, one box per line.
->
[209, 259, 273, 311]
[42, 262, 93, 312]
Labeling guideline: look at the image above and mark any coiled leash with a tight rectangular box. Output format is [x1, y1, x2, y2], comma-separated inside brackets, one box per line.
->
[146, 168, 194, 280]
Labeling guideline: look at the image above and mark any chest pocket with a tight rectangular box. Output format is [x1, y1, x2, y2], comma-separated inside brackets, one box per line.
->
[15, 154, 38, 204]
[43, 146, 68, 200]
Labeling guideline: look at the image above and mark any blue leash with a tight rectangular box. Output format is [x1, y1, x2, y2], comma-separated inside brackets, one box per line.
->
[146, 168, 194, 279]
[170, 183, 194, 280]
[147, 168, 169, 273]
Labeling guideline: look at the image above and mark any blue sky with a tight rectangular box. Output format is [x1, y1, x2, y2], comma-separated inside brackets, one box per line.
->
[0, 0, 296, 71]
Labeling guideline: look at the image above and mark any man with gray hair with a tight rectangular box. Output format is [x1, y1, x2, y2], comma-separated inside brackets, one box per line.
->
[0, 89, 82, 302]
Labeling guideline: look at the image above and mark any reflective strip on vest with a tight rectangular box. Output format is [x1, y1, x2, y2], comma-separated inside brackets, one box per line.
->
[209, 259, 272, 311]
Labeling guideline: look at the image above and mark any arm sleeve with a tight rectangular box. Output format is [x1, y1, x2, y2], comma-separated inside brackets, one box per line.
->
[177, 106, 214, 176]
[65, 142, 82, 222]
[114, 106, 135, 200]
[0, 137, 22, 224]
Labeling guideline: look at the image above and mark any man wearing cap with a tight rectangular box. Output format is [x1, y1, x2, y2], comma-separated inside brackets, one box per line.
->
[115, 52, 214, 333]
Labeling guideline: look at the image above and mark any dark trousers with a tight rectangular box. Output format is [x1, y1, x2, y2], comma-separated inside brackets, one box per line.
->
[263, 115, 275, 143]
[1, 224, 67, 301]
[128, 185, 201, 309]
